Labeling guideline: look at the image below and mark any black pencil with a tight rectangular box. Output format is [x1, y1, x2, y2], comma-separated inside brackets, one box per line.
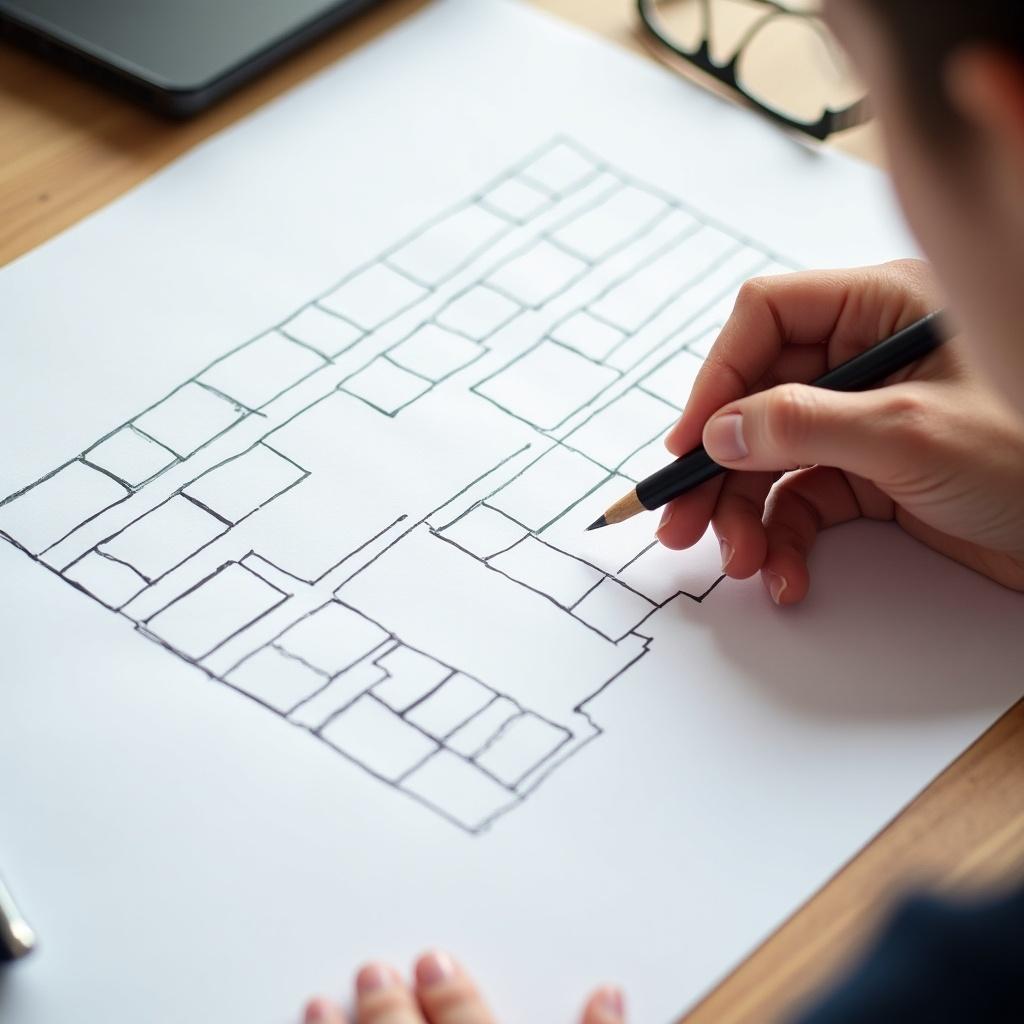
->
[587, 310, 948, 531]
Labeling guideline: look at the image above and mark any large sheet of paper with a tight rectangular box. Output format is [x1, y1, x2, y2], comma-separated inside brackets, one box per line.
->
[1, 2, 1020, 1020]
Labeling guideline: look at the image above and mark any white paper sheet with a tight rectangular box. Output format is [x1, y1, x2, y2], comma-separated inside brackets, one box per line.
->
[0, 2, 1020, 1021]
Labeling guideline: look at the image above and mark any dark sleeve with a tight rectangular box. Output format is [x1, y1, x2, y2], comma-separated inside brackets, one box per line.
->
[787, 881, 1024, 1024]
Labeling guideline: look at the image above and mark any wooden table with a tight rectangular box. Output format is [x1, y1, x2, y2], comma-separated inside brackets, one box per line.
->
[1, 3, 1021, 1020]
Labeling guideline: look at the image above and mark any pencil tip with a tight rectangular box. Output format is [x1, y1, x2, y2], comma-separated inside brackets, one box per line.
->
[586, 516, 607, 532]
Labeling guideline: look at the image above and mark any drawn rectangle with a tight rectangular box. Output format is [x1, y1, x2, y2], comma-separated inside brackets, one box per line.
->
[550, 185, 666, 262]
[145, 562, 287, 661]
[538, 473, 660, 577]
[373, 645, 452, 713]
[289, 658, 389, 728]
[133, 382, 246, 460]
[183, 444, 306, 525]
[485, 240, 587, 308]
[640, 348, 704, 407]
[520, 141, 597, 197]
[388, 324, 482, 382]
[487, 445, 608, 533]
[62, 550, 148, 609]
[549, 311, 625, 362]
[619, 437, 675, 483]
[0, 460, 128, 555]
[405, 672, 494, 740]
[387, 204, 508, 286]
[401, 750, 518, 832]
[435, 285, 520, 341]
[564, 389, 678, 471]
[98, 494, 228, 582]
[281, 305, 364, 358]
[480, 177, 551, 223]
[340, 357, 432, 415]
[199, 331, 326, 409]
[437, 504, 528, 560]
[276, 601, 389, 678]
[474, 712, 570, 787]
[589, 226, 736, 332]
[84, 426, 178, 488]
[602, 250, 767, 376]
[572, 577, 656, 642]
[489, 536, 604, 609]
[320, 695, 437, 782]
[473, 340, 619, 430]
[445, 697, 521, 758]
[617, 525, 723, 604]
[319, 263, 428, 331]
[226, 645, 327, 714]
[687, 323, 724, 359]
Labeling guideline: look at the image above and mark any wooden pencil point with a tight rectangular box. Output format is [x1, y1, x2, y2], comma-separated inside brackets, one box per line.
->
[586, 515, 608, 531]
[592, 489, 646, 530]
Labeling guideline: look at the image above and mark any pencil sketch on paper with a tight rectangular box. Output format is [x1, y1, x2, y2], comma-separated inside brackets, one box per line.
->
[0, 138, 797, 834]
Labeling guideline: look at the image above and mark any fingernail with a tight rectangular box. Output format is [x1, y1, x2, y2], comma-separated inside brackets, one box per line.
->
[704, 413, 748, 462]
[356, 963, 396, 995]
[597, 985, 625, 1020]
[719, 537, 734, 571]
[656, 505, 673, 535]
[766, 571, 787, 605]
[416, 950, 457, 988]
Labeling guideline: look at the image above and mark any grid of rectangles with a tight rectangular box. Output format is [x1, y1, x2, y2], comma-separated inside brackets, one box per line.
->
[224, 599, 572, 833]
[0, 137, 797, 835]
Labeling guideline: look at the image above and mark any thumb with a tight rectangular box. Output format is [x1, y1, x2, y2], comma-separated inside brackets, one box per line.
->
[702, 382, 926, 483]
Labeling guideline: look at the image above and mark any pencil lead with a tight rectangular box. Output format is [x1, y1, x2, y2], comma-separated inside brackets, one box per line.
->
[586, 515, 608, 532]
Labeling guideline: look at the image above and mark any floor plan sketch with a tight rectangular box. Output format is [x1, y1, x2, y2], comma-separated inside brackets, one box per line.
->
[0, 138, 797, 833]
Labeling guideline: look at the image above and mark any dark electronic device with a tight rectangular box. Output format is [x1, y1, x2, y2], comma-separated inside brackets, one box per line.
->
[0, 0, 384, 116]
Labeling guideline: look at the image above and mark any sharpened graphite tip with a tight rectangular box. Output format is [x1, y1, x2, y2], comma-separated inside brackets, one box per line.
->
[585, 515, 608, 532]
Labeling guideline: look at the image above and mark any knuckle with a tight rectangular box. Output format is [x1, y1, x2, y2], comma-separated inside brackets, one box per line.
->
[879, 258, 942, 314]
[734, 275, 772, 312]
[762, 384, 819, 453]
[881, 390, 934, 454]
[882, 256, 930, 283]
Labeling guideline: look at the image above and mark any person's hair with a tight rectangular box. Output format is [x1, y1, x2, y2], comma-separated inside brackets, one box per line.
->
[862, 2, 1024, 135]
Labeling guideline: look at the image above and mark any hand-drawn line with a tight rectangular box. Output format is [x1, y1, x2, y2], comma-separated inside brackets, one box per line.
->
[138, 559, 291, 663]
[215, 594, 579, 833]
[1, 138, 603, 508]
[81, 425, 180, 491]
[469, 239, 773, 436]
[431, 439, 722, 642]
[1, 136, 763, 837]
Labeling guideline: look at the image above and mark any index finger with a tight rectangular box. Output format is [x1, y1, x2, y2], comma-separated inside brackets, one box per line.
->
[664, 260, 939, 455]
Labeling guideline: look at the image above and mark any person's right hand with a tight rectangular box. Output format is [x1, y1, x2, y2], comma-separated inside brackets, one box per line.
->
[657, 259, 1024, 604]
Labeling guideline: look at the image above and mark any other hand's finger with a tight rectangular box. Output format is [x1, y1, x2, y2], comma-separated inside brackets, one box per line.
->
[413, 951, 497, 1024]
[355, 963, 424, 1024]
[306, 997, 350, 1024]
[580, 985, 626, 1024]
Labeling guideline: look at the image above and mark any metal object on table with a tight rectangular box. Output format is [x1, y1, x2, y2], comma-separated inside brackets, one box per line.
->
[0, 876, 36, 962]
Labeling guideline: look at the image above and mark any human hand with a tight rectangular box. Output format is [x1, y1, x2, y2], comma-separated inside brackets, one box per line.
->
[303, 951, 624, 1024]
[658, 259, 1024, 603]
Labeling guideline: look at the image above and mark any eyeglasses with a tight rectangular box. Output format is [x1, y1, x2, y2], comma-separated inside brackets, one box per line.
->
[637, 0, 870, 141]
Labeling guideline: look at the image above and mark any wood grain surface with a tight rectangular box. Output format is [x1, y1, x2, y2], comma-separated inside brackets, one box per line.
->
[1, 2, 1021, 1021]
